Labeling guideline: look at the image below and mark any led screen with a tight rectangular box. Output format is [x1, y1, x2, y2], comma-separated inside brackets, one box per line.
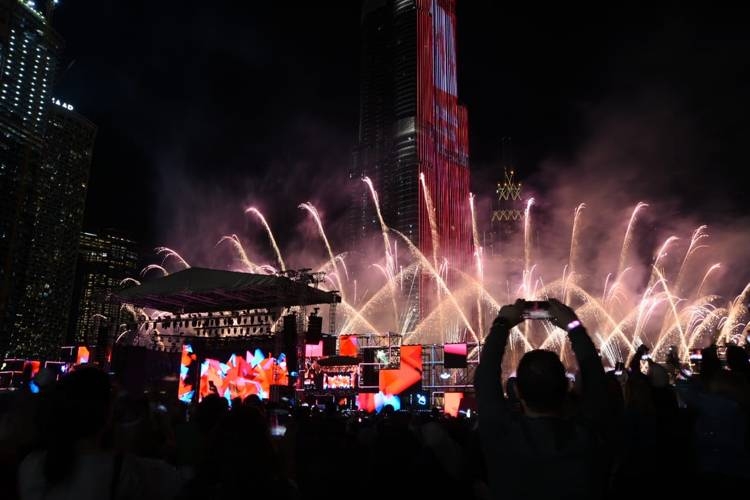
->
[443, 343, 467, 368]
[378, 344, 422, 395]
[339, 335, 358, 356]
[178, 344, 289, 405]
[305, 341, 323, 358]
[178, 344, 198, 403]
[323, 372, 355, 390]
[76, 346, 90, 365]
[24, 360, 41, 378]
[356, 392, 401, 413]
[444, 392, 463, 417]
[199, 348, 288, 404]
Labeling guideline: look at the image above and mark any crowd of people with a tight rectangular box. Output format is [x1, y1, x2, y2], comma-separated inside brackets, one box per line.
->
[0, 298, 748, 499]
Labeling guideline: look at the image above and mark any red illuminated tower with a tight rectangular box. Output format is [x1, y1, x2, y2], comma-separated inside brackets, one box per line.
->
[350, 0, 471, 321]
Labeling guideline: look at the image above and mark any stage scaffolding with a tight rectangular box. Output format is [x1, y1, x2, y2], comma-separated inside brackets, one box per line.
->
[353, 332, 479, 403]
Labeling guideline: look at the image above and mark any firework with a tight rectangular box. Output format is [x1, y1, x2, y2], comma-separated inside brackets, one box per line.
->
[133, 179, 748, 369]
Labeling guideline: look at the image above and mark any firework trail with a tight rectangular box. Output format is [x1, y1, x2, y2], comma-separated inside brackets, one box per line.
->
[617, 202, 648, 276]
[299, 202, 345, 300]
[469, 193, 484, 336]
[216, 234, 262, 273]
[245, 207, 287, 271]
[155, 247, 191, 269]
[140, 264, 168, 277]
[363, 177, 401, 344]
[419, 173, 441, 273]
[523, 198, 535, 273]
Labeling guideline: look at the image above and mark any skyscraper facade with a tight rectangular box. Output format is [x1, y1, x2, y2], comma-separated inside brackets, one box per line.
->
[0, 0, 62, 357]
[0, 0, 95, 358]
[351, 0, 471, 318]
[68, 231, 139, 349]
[10, 102, 96, 357]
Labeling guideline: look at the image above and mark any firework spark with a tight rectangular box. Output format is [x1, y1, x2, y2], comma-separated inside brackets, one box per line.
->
[245, 207, 286, 271]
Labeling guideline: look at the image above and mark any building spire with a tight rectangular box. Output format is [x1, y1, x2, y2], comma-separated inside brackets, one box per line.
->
[496, 136, 521, 208]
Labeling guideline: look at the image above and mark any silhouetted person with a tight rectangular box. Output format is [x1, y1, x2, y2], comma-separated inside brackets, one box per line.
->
[193, 394, 227, 435]
[17, 365, 183, 500]
[475, 298, 610, 500]
[699, 344, 721, 385]
[727, 344, 750, 381]
[505, 376, 522, 415]
[177, 404, 297, 499]
[381, 403, 395, 418]
[674, 343, 750, 487]
[614, 345, 688, 499]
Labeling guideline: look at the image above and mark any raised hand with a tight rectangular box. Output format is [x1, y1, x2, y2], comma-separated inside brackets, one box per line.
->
[496, 299, 525, 328]
[547, 298, 580, 331]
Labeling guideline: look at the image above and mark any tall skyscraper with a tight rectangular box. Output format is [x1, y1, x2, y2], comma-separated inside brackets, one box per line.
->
[0, 0, 95, 358]
[0, 0, 62, 357]
[350, 0, 471, 319]
[68, 231, 139, 349]
[10, 102, 96, 357]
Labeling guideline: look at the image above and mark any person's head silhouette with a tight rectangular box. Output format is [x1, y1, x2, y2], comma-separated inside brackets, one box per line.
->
[42, 365, 113, 485]
[700, 344, 721, 381]
[483, 298, 589, 417]
[52, 365, 112, 442]
[726, 344, 749, 374]
[515, 350, 568, 415]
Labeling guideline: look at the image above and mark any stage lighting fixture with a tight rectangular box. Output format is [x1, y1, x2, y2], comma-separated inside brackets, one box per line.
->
[439, 371, 451, 380]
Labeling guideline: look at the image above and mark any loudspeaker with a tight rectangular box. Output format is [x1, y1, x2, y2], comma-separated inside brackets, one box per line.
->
[306, 315, 323, 344]
[282, 314, 297, 374]
[322, 334, 337, 356]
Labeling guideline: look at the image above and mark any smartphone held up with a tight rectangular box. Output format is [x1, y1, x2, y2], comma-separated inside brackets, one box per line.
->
[521, 300, 552, 320]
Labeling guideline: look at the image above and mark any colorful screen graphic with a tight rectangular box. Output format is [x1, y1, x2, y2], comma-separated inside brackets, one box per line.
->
[75, 346, 90, 365]
[339, 335, 358, 357]
[323, 372, 355, 390]
[178, 344, 288, 405]
[357, 392, 401, 413]
[199, 348, 288, 404]
[443, 343, 467, 368]
[444, 392, 464, 417]
[178, 344, 198, 403]
[378, 345, 423, 395]
[24, 360, 41, 378]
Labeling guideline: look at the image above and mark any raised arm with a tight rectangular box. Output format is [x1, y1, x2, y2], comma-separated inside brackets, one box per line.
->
[475, 300, 524, 422]
[547, 298, 607, 421]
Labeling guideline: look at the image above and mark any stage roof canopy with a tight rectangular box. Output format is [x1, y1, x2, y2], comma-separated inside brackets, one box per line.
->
[111, 267, 341, 313]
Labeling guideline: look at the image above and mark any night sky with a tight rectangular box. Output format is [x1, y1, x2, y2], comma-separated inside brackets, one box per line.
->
[51, 1, 750, 258]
